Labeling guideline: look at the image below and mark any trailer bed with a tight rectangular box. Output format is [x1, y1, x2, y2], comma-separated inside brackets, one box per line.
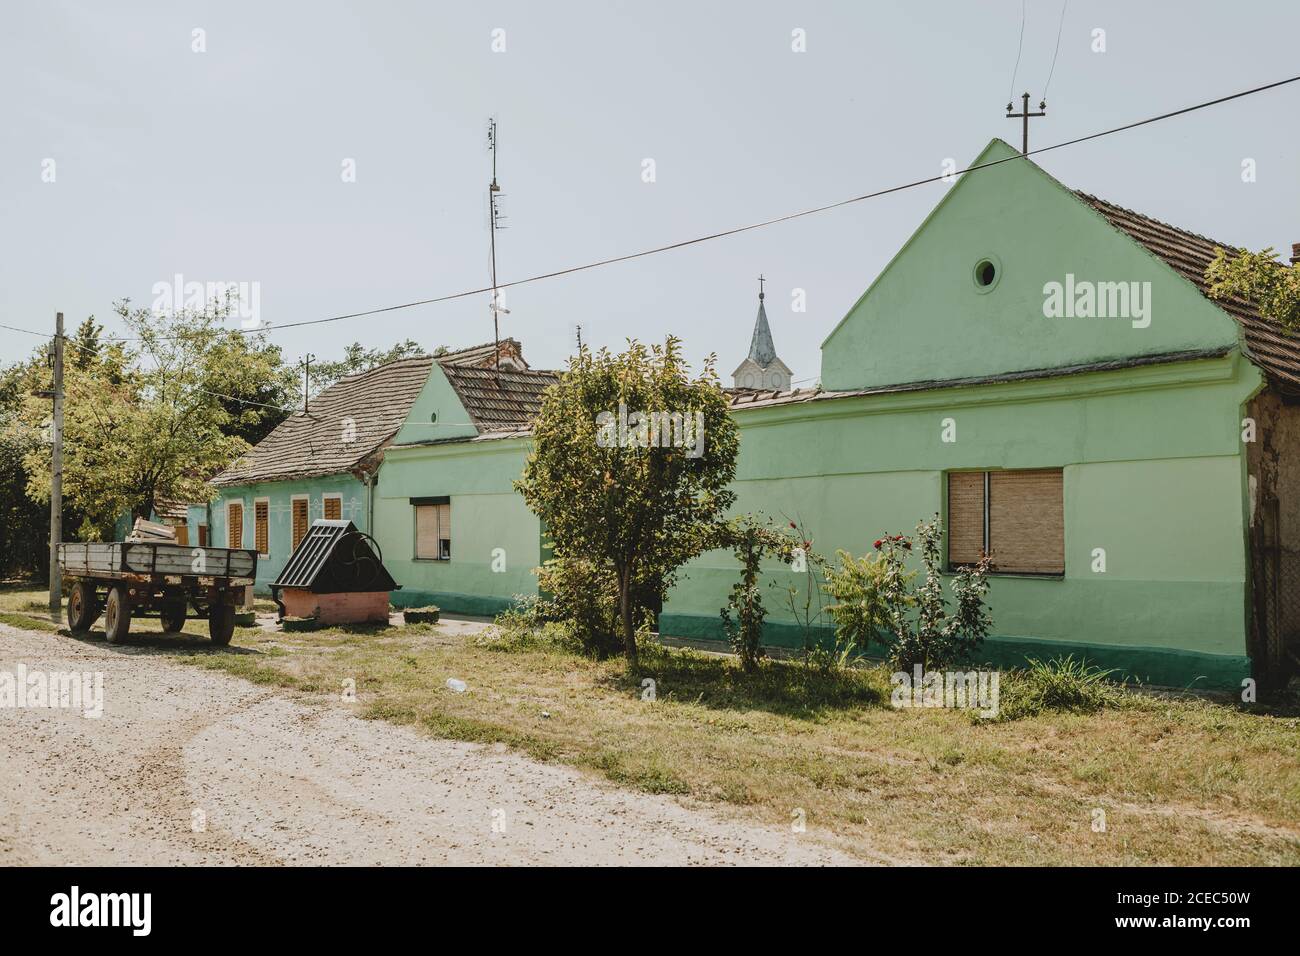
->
[59, 542, 256, 581]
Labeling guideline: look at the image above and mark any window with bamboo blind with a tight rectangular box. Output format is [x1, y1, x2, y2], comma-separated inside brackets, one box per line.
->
[323, 495, 342, 520]
[254, 500, 269, 556]
[292, 498, 309, 552]
[227, 502, 243, 549]
[414, 500, 452, 560]
[947, 469, 1064, 575]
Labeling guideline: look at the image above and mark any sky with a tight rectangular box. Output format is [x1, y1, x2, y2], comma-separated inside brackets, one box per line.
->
[2, 0, 1298, 387]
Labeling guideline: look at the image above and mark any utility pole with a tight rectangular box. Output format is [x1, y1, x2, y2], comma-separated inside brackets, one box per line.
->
[300, 353, 314, 412]
[1005, 92, 1046, 155]
[48, 312, 64, 613]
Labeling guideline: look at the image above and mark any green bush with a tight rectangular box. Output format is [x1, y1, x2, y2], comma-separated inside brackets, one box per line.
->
[996, 656, 1117, 721]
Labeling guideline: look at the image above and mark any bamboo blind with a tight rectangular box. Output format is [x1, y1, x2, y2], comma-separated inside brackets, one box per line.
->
[988, 469, 1065, 574]
[415, 503, 451, 559]
[947, 472, 986, 566]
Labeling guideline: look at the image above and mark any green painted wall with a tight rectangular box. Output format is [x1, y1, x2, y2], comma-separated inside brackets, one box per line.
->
[820, 139, 1242, 392]
[375, 436, 542, 616]
[199, 474, 369, 592]
[659, 353, 1262, 690]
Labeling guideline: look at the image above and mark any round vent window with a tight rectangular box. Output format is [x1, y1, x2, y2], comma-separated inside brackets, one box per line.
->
[972, 256, 1001, 293]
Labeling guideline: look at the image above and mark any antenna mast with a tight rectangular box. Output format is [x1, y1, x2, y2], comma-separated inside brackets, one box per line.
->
[487, 118, 508, 377]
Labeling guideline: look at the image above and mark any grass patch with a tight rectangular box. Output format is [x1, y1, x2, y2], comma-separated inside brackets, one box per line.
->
[3, 583, 1298, 865]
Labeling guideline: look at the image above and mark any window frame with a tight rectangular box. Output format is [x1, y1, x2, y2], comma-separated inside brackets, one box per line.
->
[322, 492, 343, 522]
[946, 468, 1065, 578]
[225, 498, 246, 550]
[411, 496, 451, 562]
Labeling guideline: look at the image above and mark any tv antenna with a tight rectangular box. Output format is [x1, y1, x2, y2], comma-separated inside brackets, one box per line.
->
[487, 117, 510, 377]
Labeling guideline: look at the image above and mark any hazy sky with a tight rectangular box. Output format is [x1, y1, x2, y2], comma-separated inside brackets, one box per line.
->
[2, 1, 1298, 386]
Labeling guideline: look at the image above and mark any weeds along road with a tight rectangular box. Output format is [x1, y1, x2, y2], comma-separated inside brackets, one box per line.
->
[0, 621, 856, 866]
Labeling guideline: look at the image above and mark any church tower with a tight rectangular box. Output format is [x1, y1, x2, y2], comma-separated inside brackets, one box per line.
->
[731, 275, 792, 391]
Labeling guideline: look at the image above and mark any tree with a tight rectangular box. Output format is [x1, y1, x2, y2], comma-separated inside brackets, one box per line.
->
[1206, 246, 1300, 334]
[0, 364, 50, 578]
[17, 299, 291, 537]
[311, 339, 431, 392]
[516, 338, 739, 666]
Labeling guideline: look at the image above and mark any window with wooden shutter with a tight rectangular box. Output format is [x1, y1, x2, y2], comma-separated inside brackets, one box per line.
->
[254, 500, 269, 556]
[323, 495, 341, 520]
[414, 499, 452, 560]
[292, 498, 309, 552]
[227, 502, 243, 549]
[198, 525, 208, 547]
[948, 469, 1064, 575]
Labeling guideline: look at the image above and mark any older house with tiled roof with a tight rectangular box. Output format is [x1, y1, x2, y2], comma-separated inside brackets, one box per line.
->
[191, 338, 554, 595]
[658, 138, 1300, 690]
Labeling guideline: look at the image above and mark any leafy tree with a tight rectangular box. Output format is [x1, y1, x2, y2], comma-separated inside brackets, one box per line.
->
[516, 338, 739, 666]
[16, 299, 291, 537]
[311, 339, 431, 392]
[1206, 246, 1300, 334]
[0, 364, 50, 578]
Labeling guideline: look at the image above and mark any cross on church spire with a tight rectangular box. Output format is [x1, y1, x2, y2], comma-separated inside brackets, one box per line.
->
[1005, 92, 1046, 155]
[757, 274, 765, 301]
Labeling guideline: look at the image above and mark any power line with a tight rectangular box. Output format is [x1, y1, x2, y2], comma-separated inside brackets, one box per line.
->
[1042, 0, 1070, 100]
[1007, 0, 1027, 104]
[5, 73, 1300, 348]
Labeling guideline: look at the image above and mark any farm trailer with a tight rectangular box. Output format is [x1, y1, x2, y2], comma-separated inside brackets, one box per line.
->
[57, 542, 258, 645]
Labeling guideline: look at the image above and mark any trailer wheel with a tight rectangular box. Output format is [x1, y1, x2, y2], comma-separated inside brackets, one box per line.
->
[209, 604, 236, 646]
[160, 601, 187, 633]
[104, 585, 131, 645]
[67, 581, 99, 633]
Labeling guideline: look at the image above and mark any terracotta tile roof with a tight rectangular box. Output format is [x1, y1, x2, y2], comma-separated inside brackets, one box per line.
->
[1075, 191, 1300, 391]
[438, 338, 528, 369]
[212, 356, 436, 486]
[438, 363, 559, 431]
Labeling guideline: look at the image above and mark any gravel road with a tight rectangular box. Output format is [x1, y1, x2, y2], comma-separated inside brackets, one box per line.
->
[0, 621, 856, 866]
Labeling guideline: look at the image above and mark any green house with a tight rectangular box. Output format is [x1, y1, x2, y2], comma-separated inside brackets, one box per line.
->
[657, 138, 1299, 691]
[192, 339, 552, 597]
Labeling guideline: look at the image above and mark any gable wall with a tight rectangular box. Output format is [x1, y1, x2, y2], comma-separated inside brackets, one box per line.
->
[820, 140, 1241, 392]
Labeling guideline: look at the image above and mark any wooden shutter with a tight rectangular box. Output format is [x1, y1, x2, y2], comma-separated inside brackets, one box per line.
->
[175, 525, 189, 547]
[198, 525, 208, 547]
[227, 503, 243, 549]
[988, 469, 1064, 574]
[416, 504, 439, 559]
[324, 496, 341, 520]
[255, 501, 269, 555]
[948, 472, 986, 566]
[292, 499, 309, 551]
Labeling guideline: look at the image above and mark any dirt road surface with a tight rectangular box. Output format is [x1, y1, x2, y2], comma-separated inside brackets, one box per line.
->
[0, 622, 856, 866]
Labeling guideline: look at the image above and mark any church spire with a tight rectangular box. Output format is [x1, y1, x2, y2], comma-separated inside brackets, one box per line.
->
[732, 274, 792, 391]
